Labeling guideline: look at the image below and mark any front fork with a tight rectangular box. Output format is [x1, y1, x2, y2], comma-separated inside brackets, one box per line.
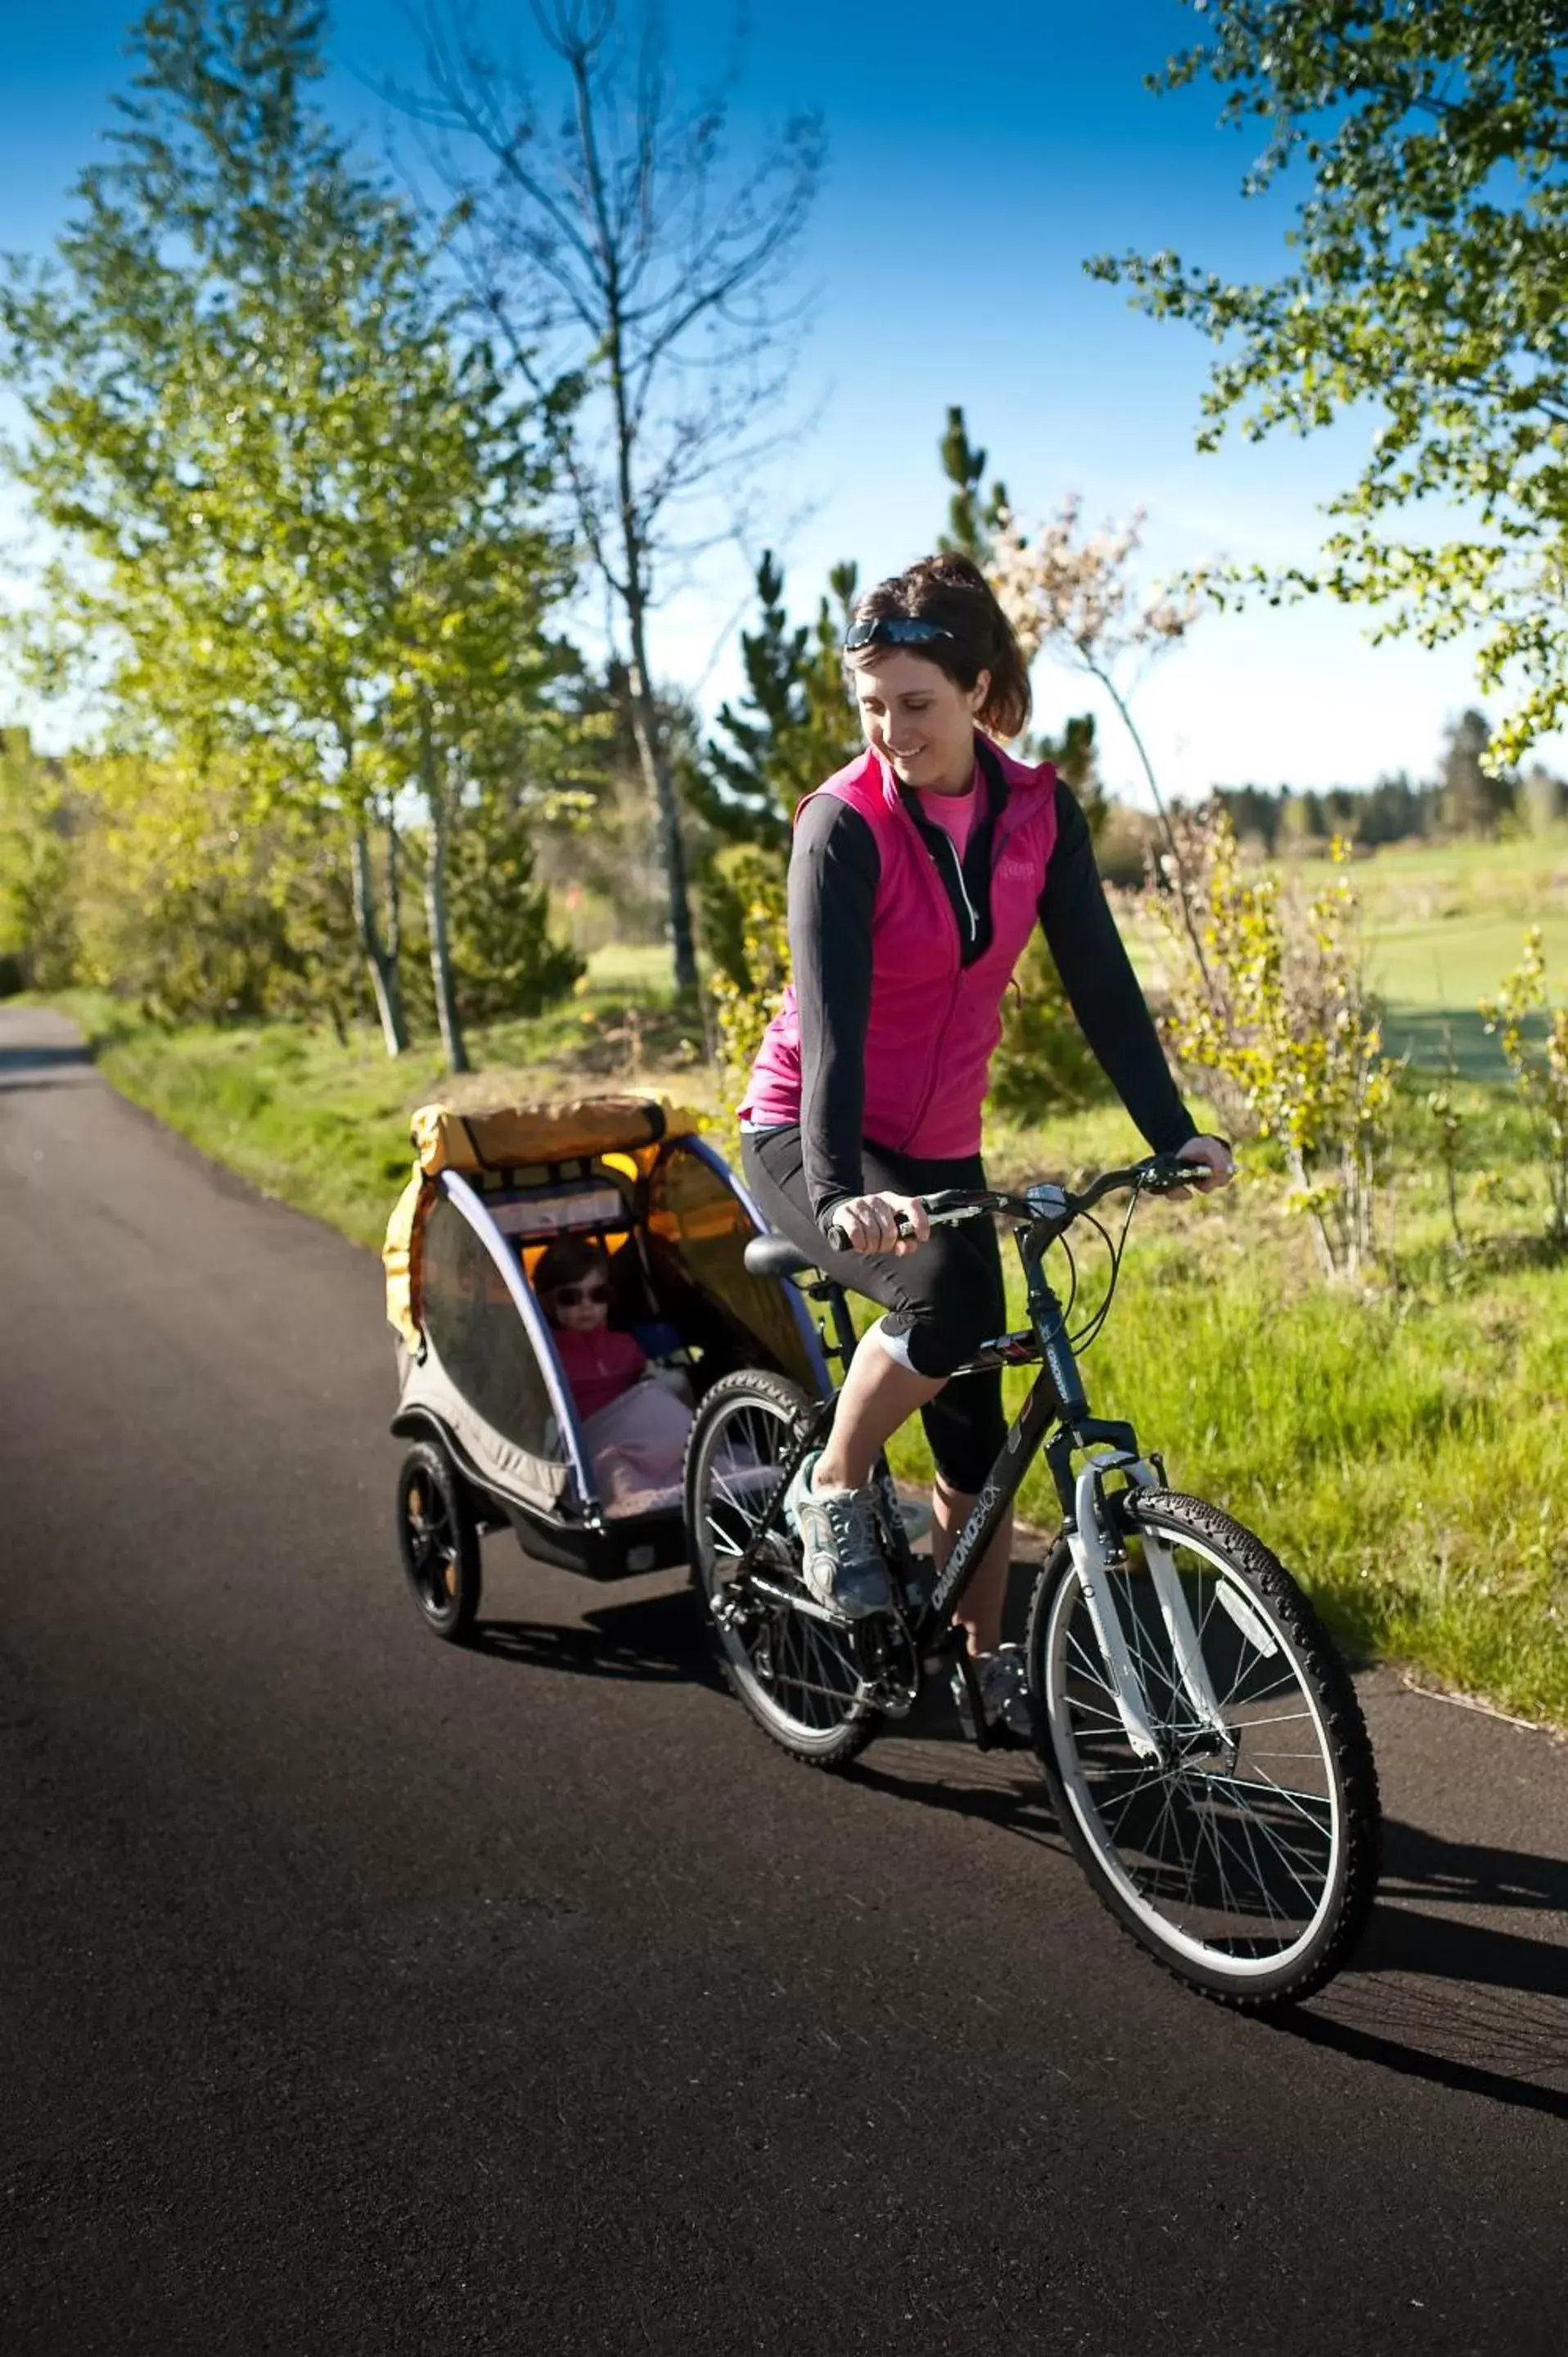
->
[1066, 1456, 1228, 1765]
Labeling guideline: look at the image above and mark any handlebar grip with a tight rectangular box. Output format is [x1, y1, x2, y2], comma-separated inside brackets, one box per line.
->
[826, 1207, 918, 1252]
[1142, 1151, 1190, 1193]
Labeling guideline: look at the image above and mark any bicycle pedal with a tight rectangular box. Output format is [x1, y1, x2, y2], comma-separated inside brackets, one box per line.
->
[950, 1652, 994, 1753]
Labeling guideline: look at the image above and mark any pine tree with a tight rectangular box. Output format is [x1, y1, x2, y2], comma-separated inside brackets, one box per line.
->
[938, 407, 1009, 562]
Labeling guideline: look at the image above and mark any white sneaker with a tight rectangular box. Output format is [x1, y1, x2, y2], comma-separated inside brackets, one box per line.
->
[782, 1451, 892, 1620]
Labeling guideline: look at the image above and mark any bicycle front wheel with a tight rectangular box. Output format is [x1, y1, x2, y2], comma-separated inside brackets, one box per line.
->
[1026, 1489, 1380, 2009]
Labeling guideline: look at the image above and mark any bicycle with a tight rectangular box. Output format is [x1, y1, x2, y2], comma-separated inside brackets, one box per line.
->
[684, 1151, 1381, 2009]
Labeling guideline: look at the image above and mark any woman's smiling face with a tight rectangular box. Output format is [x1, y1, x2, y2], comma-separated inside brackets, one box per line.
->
[849, 648, 991, 793]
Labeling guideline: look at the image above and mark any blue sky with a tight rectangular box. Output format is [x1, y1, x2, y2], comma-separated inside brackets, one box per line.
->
[2, 0, 1556, 797]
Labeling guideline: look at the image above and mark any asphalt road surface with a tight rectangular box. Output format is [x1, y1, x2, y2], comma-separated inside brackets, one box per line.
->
[3, 1002, 1566, 2357]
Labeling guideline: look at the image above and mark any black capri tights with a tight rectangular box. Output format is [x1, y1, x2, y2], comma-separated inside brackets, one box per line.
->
[741, 1124, 1007, 1495]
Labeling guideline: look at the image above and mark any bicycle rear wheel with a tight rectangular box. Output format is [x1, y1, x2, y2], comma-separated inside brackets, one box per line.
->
[685, 1369, 880, 1769]
[1026, 1489, 1380, 2009]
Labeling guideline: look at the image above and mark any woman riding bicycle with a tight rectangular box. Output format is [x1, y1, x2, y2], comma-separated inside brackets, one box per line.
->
[739, 551, 1234, 1738]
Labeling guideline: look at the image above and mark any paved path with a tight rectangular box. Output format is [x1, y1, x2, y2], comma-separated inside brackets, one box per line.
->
[2, 1003, 1565, 2355]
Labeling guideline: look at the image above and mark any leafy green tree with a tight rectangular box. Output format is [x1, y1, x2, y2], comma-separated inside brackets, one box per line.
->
[1092, 1, 1568, 763]
[0, 729, 75, 991]
[65, 746, 364, 1028]
[1, 0, 577, 1069]
[1482, 928, 1568, 1243]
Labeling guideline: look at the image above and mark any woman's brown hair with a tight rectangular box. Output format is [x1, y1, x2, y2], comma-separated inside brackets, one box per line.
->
[845, 552, 1032, 741]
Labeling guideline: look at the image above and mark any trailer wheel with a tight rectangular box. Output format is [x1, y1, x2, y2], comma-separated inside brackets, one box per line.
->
[397, 1440, 481, 1643]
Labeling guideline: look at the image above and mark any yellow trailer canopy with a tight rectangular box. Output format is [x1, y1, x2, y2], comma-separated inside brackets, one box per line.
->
[408, 1094, 701, 1178]
[384, 1094, 705, 1345]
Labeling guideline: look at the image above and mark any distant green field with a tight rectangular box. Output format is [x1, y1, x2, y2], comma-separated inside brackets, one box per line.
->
[1352, 831, 1568, 1072]
[1120, 831, 1568, 1078]
[582, 939, 677, 996]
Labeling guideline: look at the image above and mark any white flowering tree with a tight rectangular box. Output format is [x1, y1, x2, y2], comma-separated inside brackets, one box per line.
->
[986, 498, 1210, 989]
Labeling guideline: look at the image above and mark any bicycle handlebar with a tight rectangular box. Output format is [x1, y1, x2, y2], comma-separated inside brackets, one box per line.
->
[823, 1151, 1192, 1251]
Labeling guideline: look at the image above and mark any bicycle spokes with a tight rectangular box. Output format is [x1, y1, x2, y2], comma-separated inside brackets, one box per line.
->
[1043, 1525, 1347, 1972]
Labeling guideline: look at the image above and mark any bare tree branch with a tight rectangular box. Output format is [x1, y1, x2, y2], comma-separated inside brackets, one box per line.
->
[384, 0, 824, 993]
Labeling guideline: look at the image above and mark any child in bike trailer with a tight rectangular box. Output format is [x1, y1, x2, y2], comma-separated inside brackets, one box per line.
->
[738, 552, 1233, 1739]
[534, 1237, 694, 1517]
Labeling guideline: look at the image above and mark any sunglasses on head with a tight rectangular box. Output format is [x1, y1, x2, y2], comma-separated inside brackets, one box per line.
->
[551, 1280, 611, 1308]
[842, 617, 955, 652]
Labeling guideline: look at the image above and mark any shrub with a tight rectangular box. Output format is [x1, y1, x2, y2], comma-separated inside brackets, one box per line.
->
[1155, 804, 1399, 1280]
[704, 848, 791, 1086]
[1480, 927, 1568, 1244]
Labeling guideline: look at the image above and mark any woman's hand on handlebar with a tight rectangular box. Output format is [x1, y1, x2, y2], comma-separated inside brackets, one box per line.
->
[823, 1190, 930, 1257]
[1170, 1135, 1237, 1200]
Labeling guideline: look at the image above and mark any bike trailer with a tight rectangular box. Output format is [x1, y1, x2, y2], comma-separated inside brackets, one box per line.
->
[382, 1093, 827, 1582]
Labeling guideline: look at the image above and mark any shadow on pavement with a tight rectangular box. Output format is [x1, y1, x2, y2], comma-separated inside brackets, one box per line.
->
[481, 1567, 1568, 2117]
[469, 1585, 723, 1692]
[1288, 1814, 1568, 2120]
[840, 1757, 1568, 2119]
[0, 1041, 94, 1090]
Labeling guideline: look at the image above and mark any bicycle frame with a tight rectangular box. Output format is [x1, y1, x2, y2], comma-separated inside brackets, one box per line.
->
[750, 1178, 1228, 1760]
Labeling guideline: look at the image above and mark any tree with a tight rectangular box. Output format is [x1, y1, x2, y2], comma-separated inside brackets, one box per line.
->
[690, 550, 859, 847]
[443, 784, 585, 1022]
[938, 406, 1008, 563]
[1, 0, 577, 1068]
[936, 412, 1131, 847]
[1440, 709, 1515, 839]
[1521, 762, 1566, 836]
[1156, 806, 1399, 1282]
[66, 746, 366, 1030]
[1481, 928, 1568, 1244]
[985, 497, 1211, 988]
[399, 0, 825, 995]
[0, 729, 75, 990]
[687, 551, 858, 997]
[1091, 1, 1568, 764]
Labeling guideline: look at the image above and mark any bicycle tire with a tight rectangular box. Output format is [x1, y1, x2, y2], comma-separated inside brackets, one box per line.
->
[1025, 1489, 1380, 2010]
[685, 1368, 878, 1769]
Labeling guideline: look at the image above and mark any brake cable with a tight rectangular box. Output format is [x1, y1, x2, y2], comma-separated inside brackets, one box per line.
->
[1067, 1173, 1149, 1354]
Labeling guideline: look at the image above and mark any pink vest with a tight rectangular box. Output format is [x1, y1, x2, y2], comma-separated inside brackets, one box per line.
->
[741, 741, 1061, 1158]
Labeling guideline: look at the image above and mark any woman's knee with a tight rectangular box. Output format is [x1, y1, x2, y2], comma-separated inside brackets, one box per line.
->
[921, 1369, 1007, 1493]
[887, 1261, 1000, 1377]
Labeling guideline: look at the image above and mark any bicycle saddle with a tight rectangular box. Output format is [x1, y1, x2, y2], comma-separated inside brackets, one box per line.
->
[743, 1233, 822, 1280]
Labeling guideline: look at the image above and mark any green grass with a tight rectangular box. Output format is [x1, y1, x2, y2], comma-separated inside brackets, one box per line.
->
[53, 977, 711, 1252]
[1314, 831, 1568, 1077]
[1362, 837, 1568, 1074]
[890, 1215, 1568, 1728]
[1119, 830, 1568, 1078]
[46, 964, 1568, 1729]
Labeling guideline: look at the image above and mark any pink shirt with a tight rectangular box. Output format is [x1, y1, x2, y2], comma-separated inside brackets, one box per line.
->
[553, 1326, 647, 1420]
[915, 771, 980, 860]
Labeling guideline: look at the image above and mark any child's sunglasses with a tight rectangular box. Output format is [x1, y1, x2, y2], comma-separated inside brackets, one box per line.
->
[551, 1280, 611, 1307]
